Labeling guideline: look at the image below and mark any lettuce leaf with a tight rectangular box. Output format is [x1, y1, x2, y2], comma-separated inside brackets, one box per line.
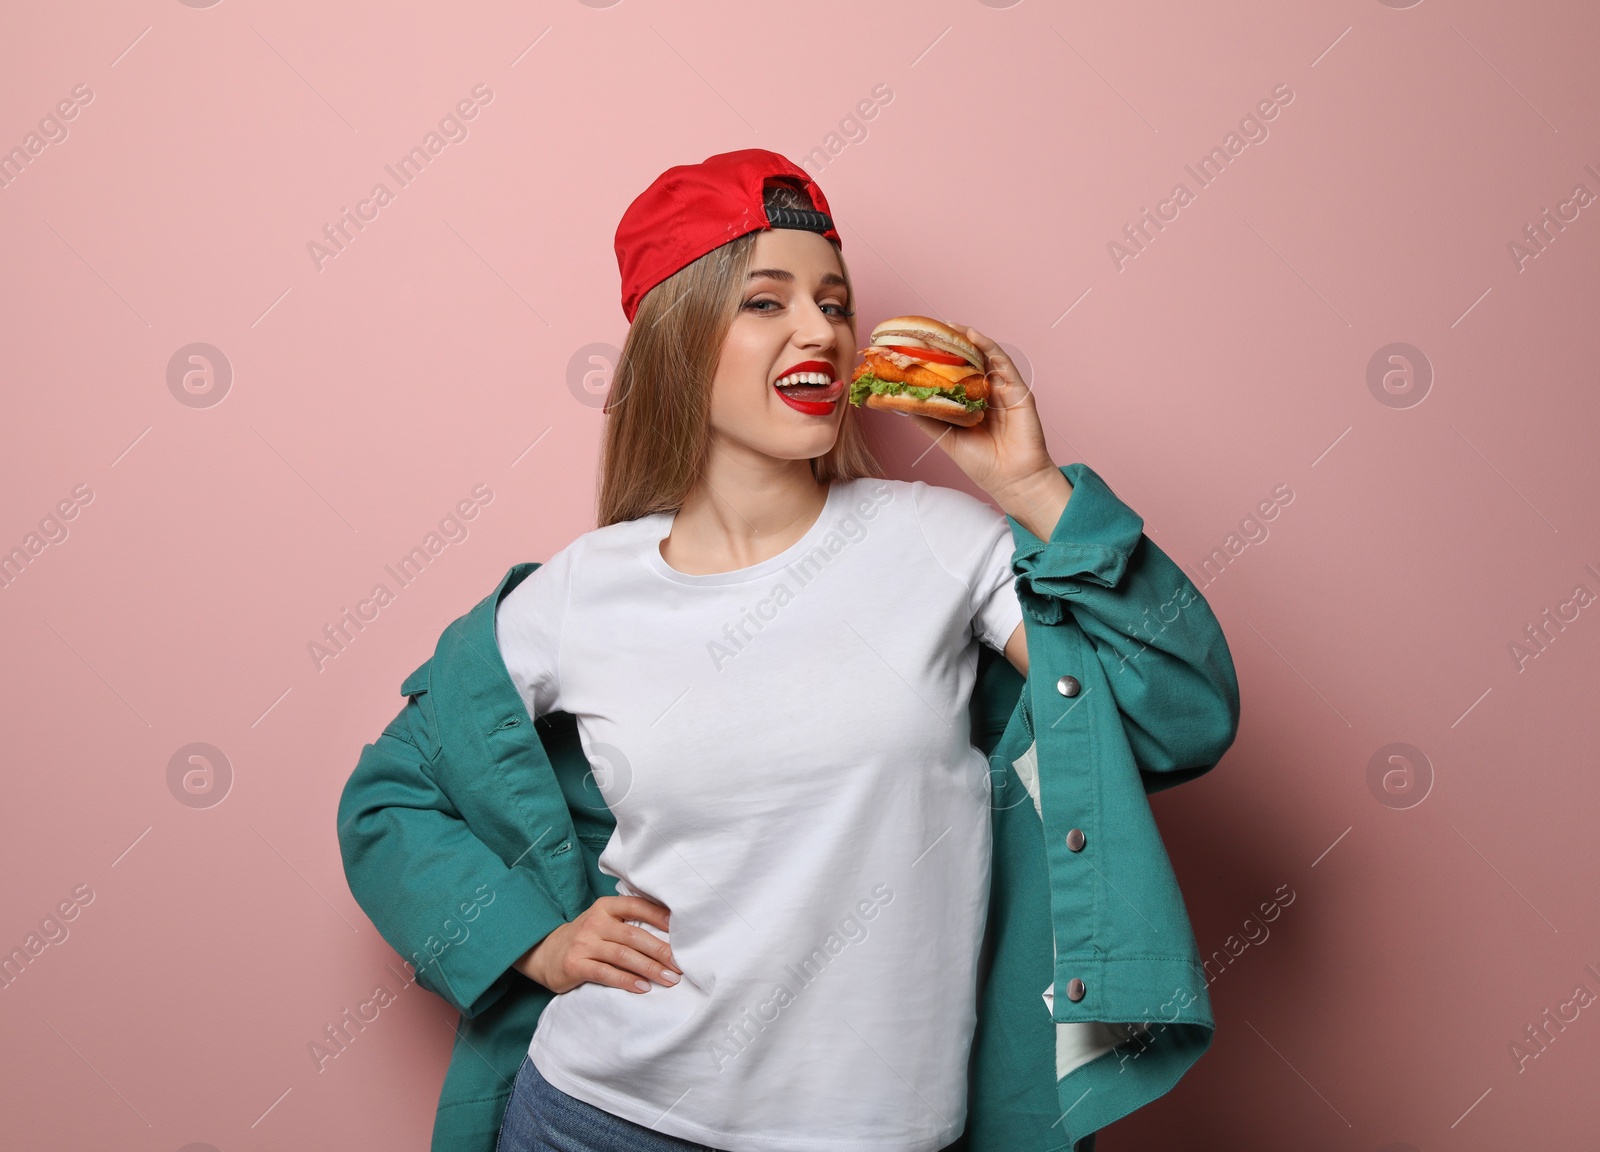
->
[847, 373, 987, 412]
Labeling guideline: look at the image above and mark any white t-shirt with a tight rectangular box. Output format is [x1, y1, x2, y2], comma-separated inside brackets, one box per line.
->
[493, 476, 1024, 1152]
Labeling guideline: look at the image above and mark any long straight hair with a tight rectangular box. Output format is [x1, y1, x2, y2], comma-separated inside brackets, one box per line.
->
[596, 205, 884, 528]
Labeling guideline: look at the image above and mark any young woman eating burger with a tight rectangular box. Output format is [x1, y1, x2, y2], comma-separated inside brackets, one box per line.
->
[338, 148, 1241, 1152]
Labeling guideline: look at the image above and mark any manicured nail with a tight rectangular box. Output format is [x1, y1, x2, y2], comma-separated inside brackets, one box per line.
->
[635, 979, 651, 991]
[661, 969, 680, 984]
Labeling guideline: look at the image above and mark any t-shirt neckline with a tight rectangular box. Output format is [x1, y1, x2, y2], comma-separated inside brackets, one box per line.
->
[644, 480, 847, 587]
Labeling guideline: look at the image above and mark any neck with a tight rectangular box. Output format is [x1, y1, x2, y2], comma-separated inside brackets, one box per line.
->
[663, 457, 829, 575]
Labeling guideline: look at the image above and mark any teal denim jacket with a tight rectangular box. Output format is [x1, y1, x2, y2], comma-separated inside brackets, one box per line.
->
[337, 461, 1241, 1151]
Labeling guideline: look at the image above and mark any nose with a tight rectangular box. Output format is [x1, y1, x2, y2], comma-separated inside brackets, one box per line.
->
[792, 296, 838, 354]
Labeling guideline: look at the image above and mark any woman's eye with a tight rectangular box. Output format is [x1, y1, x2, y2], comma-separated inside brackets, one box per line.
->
[743, 297, 852, 318]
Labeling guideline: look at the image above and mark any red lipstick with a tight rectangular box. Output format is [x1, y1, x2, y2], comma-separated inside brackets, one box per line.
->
[772, 359, 843, 415]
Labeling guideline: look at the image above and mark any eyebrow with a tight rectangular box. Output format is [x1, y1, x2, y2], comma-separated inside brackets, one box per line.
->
[747, 267, 848, 289]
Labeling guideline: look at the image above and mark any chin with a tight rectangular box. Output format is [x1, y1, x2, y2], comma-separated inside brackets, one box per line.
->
[785, 433, 840, 462]
[753, 427, 839, 465]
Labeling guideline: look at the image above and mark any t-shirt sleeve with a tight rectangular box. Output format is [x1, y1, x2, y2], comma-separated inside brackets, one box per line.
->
[912, 482, 1024, 655]
[493, 539, 579, 720]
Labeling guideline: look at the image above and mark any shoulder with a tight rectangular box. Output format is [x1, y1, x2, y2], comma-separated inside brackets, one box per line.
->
[535, 514, 667, 575]
[827, 475, 1008, 544]
[567, 513, 668, 563]
[904, 481, 1012, 584]
[500, 512, 670, 606]
[832, 476, 903, 517]
[908, 481, 1009, 536]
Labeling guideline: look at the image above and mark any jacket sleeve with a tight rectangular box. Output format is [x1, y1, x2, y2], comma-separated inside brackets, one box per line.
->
[1008, 462, 1241, 792]
[336, 678, 571, 1019]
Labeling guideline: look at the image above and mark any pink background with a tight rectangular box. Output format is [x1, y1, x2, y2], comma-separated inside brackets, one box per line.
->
[3, 1, 1597, 1149]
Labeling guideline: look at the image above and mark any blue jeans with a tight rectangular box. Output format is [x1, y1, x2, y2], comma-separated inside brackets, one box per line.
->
[495, 1055, 720, 1152]
[494, 1054, 1096, 1152]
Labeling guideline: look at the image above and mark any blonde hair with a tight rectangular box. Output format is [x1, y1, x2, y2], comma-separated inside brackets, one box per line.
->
[596, 198, 883, 528]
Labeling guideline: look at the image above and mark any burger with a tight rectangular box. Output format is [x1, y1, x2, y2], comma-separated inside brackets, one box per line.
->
[847, 315, 990, 427]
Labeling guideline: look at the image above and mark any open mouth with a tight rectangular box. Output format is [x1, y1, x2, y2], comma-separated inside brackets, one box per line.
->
[773, 369, 844, 404]
[772, 360, 844, 409]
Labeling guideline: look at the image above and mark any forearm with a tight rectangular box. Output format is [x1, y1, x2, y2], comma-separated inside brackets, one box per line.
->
[338, 718, 571, 1017]
[995, 465, 1073, 543]
[1004, 462, 1241, 778]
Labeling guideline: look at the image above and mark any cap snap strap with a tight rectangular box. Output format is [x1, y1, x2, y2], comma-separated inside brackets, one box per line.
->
[765, 204, 835, 233]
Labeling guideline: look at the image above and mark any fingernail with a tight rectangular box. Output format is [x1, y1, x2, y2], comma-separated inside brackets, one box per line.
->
[661, 969, 680, 984]
[635, 979, 651, 991]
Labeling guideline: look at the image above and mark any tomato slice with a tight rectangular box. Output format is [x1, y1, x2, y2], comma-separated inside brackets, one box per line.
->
[877, 343, 971, 367]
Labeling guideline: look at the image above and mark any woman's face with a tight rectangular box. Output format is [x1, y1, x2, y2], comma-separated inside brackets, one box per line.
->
[707, 228, 855, 466]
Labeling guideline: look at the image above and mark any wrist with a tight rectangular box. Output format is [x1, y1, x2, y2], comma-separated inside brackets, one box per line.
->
[515, 929, 557, 986]
[997, 466, 1073, 542]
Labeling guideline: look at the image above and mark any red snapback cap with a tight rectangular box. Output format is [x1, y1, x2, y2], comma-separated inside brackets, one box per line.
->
[614, 148, 842, 323]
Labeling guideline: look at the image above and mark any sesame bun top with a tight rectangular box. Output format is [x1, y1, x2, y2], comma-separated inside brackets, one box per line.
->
[867, 315, 985, 372]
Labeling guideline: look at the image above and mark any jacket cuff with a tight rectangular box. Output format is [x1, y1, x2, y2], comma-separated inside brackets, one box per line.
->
[1006, 462, 1146, 624]
[430, 865, 569, 1018]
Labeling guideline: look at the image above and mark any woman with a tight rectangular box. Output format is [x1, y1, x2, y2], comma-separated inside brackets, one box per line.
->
[338, 149, 1240, 1152]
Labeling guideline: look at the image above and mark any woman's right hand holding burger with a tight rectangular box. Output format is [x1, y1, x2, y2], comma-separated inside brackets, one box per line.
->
[514, 895, 683, 994]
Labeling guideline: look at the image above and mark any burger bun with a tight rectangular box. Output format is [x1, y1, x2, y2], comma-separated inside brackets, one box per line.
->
[864, 389, 986, 427]
[868, 315, 986, 373]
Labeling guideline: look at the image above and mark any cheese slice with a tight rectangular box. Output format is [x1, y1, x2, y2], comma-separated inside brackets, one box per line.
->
[914, 359, 982, 384]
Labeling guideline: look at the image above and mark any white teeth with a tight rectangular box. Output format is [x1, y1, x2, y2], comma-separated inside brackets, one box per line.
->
[775, 371, 834, 388]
